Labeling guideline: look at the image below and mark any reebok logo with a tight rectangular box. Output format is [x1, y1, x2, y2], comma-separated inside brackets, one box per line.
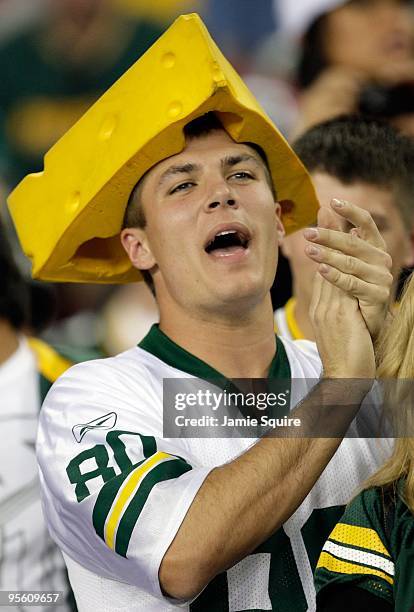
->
[72, 412, 117, 443]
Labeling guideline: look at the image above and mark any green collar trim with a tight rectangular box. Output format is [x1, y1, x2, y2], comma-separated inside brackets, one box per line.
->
[139, 324, 291, 381]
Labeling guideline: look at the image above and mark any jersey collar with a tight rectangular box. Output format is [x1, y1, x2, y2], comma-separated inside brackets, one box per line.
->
[139, 324, 291, 381]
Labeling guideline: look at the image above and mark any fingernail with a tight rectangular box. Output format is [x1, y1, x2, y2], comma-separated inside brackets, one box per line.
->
[303, 228, 319, 240]
[307, 245, 320, 256]
[332, 198, 345, 208]
[320, 264, 329, 274]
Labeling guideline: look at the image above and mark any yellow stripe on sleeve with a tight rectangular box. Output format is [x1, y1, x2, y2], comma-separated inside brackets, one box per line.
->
[317, 551, 394, 586]
[104, 451, 172, 550]
[28, 337, 73, 382]
[329, 523, 390, 558]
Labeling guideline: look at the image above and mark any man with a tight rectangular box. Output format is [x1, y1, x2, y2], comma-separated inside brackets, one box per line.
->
[0, 222, 76, 610]
[8, 15, 393, 611]
[275, 115, 414, 341]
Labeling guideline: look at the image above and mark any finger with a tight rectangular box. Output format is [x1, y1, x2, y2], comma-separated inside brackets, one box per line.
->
[305, 244, 394, 286]
[311, 265, 359, 332]
[317, 205, 341, 231]
[309, 270, 323, 322]
[303, 226, 393, 270]
[318, 264, 391, 304]
[312, 205, 343, 314]
[310, 268, 336, 326]
[329, 198, 386, 250]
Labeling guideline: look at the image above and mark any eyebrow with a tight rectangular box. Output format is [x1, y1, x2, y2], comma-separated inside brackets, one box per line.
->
[157, 163, 199, 189]
[157, 154, 263, 190]
[221, 154, 262, 169]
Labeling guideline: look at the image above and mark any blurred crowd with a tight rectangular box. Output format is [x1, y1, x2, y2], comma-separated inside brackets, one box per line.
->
[1, 0, 414, 355]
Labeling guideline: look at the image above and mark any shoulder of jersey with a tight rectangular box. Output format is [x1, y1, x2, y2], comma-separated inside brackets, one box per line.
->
[278, 335, 321, 370]
[28, 337, 114, 399]
[316, 487, 394, 589]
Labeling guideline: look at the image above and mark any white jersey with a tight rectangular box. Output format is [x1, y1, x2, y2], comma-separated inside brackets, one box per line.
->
[37, 325, 389, 611]
[0, 338, 72, 612]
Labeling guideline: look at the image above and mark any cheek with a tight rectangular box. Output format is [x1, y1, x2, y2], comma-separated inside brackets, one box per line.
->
[324, 13, 372, 64]
[146, 206, 195, 259]
[383, 229, 409, 266]
[284, 234, 318, 275]
[144, 222, 178, 273]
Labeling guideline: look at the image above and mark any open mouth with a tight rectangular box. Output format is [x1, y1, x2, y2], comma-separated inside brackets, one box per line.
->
[205, 229, 250, 256]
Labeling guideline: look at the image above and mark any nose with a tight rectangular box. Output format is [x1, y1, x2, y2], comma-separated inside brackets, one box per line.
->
[208, 198, 237, 209]
[205, 180, 238, 211]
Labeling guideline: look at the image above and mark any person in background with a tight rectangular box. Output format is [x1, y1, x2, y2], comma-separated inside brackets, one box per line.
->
[274, 0, 414, 138]
[0, 220, 76, 611]
[314, 271, 414, 612]
[275, 115, 414, 341]
[266, 0, 414, 308]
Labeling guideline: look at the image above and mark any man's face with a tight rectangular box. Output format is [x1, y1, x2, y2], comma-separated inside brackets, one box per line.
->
[125, 130, 283, 316]
[283, 171, 413, 303]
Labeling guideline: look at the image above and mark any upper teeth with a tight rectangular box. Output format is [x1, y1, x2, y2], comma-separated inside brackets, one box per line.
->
[216, 230, 237, 237]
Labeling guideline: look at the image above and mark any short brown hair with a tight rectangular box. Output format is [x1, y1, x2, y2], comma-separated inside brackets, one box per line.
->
[293, 115, 414, 228]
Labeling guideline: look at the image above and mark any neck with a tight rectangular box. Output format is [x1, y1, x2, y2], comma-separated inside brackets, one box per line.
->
[158, 295, 277, 379]
[0, 321, 19, 365]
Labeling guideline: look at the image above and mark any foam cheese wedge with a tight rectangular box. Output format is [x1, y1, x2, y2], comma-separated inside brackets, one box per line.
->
[8, 13, 318, 283]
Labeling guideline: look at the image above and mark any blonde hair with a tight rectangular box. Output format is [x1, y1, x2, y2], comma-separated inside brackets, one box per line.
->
[364, 273, 414, 511]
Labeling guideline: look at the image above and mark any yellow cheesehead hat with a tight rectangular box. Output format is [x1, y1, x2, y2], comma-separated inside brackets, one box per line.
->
[8, 13, 319, 284]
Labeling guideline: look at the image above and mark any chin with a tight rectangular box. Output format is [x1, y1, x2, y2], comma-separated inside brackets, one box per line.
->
[214, 277, 268, 308]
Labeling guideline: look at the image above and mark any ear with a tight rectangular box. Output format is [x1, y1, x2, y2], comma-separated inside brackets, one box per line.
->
[120, 227, 156, 271]
[275, 201, 286, 244]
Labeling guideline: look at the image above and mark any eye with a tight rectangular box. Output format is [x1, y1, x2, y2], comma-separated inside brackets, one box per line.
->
[169, 181, 195, 195]
[229, 171, 254, 181]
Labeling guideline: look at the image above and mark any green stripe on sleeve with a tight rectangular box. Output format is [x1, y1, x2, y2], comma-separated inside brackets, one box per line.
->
[92, 460, 145, 540]
[115, 459, 192, 557]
